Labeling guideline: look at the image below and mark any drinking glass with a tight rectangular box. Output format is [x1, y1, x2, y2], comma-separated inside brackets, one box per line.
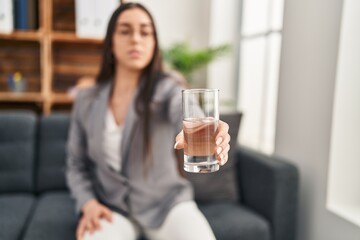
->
[182, 89, 219, 173]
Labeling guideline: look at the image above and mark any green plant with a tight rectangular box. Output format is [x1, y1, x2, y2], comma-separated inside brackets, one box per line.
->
[162, 42, 231, 84]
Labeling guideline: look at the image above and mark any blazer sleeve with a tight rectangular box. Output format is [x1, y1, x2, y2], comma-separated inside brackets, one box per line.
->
[167, 82, 185, 134]
[66, 91, 95, 214]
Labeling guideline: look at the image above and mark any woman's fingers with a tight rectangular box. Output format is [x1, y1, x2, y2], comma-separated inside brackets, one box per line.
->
[86, 217, 94, 234]
[215, 132, 230, 155]
[214, 121, 231, 166]
[221, 153, 229, 166]
[217, 120, 229, 134]
[101, 206, 113, 223]
[216, 144, 229, 164]
[215, 130, 230, 145]
[219, 133, 231, 145]
[92, 216, 101, 231]
[216, 143, 230, 157]
[215, 122, 230, 146]
[76, 203, 115, 239]
[174, 130, 184, 149]
[76, 218, 85, 240]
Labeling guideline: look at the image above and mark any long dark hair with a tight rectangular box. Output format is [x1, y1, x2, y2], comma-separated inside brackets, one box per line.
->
[96, 3, 164, 172]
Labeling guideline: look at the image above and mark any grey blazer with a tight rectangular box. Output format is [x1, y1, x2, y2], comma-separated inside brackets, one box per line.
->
[65, 76, 193, 228]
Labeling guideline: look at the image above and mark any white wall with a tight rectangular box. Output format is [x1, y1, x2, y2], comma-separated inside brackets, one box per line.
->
[135, 0, 210, 87]
[275, 0, 360, 239]
[135, 0, 210, 48]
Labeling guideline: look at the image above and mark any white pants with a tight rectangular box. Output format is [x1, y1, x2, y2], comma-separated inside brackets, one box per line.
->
[83, 201, 216, 240]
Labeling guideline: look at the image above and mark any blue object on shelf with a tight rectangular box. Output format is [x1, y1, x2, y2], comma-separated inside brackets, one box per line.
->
[14, 0, 28, 30]
[7, 72, 27, 92]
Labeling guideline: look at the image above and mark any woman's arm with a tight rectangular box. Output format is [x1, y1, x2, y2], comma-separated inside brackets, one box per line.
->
[66, 91, 96, 214]
[167, 82, 185, 133]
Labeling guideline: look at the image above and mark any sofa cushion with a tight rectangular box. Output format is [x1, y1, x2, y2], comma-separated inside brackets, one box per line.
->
[198, 202, 270, 240]
[0, 111, 36, 193]
[184, 112, 242, 203]
[23, 191, 77, 240]
[0, 194, 35, 240]
[36, 114, 70, 192]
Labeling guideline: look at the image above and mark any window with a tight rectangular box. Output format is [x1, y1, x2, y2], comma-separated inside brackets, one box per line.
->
[326, 0, 360, 227]
[237, 0, 284, 154]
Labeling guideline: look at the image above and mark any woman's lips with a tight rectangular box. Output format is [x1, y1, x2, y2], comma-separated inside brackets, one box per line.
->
[128, 50, 141, 58]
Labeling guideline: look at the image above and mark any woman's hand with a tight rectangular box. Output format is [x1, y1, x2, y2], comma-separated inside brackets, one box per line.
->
[76, 199, 113, 240]
[174, 120, 231, 166]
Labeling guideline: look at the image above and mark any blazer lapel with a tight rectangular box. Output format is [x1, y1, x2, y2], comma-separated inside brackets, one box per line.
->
[120, 86, 140, 176]
[88, 82, 112, 165]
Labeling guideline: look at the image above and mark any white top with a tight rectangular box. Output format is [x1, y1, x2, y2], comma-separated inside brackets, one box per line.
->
[103, 107, 124, 172]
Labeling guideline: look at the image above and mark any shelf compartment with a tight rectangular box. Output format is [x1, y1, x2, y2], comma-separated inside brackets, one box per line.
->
[52, 0, 76, 32]
[52, 41, 102, 92]
[0, 40, 41, 92]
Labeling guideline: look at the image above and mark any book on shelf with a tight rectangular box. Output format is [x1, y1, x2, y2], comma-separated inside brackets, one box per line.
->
[13, 0, 38, 30]
[75, 0, 93, 38]
[0, 0, 14, 33]
[75, 0, 120, 39]
[26, 0, 38, 29]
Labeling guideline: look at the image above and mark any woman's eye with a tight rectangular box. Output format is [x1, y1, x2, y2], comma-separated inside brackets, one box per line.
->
[141, 32, 152, 37]
[117, 30, 130, 35]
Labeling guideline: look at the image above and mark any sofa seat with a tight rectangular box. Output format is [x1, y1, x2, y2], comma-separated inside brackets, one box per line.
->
[23, 191, 77, 240]
[0, 194, 35, 240]
[198, 202, 270, 240]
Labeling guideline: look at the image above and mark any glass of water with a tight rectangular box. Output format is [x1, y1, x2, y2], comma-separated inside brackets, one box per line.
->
[182, 89, 219, 173]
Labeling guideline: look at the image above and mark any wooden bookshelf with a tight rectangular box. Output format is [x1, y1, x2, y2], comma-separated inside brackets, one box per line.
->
[50, 93, 74, 103]
[0, 31, 43, 41]
[0, 92, 43, 102]
[52, 32, 103, 44]
[0, 0, 103, 114]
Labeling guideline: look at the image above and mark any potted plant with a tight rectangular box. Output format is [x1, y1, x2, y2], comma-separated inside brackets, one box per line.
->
[162, 42, 231, 86]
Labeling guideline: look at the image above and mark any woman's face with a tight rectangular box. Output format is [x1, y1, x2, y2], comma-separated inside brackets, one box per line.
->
[112, 8, 156, 72]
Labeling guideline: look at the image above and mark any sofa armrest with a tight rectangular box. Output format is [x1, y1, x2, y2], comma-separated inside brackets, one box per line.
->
[236, 146, 299, 240]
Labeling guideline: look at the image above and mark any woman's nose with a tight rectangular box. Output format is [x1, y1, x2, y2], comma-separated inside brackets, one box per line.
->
[131, 32, 141, 43]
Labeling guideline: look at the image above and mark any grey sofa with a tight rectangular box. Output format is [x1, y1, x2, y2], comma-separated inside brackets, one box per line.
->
[0, 111, 299, 240]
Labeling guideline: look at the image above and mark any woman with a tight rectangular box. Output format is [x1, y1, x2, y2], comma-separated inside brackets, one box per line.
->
[66, 3, 231, 240]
